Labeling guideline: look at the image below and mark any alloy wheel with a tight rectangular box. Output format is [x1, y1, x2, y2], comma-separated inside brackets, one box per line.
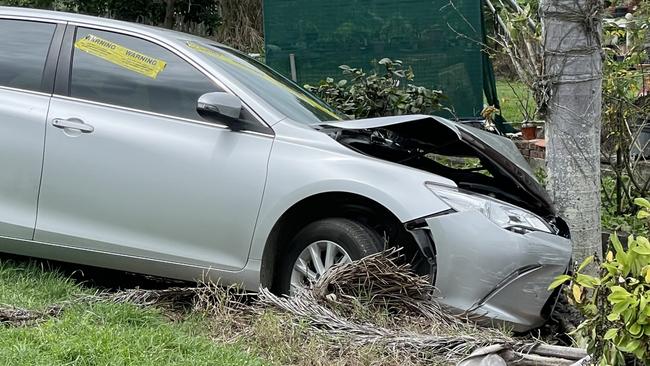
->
[289, 240, 351, 295]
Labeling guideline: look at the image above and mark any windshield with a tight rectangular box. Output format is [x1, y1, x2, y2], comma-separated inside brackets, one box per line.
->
[184, 41, 344, 123]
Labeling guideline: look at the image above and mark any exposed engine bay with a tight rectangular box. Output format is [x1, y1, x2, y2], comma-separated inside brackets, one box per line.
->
[317, 115, 557, 219]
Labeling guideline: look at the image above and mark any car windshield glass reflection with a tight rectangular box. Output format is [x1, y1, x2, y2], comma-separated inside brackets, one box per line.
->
[185, 41, 345, 123]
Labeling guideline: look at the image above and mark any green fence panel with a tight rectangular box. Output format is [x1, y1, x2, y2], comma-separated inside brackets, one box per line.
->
[264, 0, 484, 118]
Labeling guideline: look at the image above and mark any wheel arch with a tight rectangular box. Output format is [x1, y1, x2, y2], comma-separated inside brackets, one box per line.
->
[259, 191, 420, 291]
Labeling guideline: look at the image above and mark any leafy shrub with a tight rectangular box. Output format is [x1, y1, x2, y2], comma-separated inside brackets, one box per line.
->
[601, 176, 649, 236]
[550, 198, 650, 365]
[600, 9, 650, 217]
[304, 58, 445, 119]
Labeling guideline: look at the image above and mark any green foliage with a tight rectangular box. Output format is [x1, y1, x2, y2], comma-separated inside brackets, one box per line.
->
[550, 201, 650, 365]
[72, 0, 220, 31]
[0, 259, 264, 365]
[601, 176, 649, 235]
[533, 167, 546, 187]
[490, 0, 545, 120]
[602, 208, 648, 236]
[0, 0, 57, 8]
[0, 0, 221, 34]
[304, 58, 445, 119]
[600, 11, 650, 215]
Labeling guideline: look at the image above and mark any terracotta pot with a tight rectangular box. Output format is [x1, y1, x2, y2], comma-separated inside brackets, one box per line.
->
[521, 126, 537, 140]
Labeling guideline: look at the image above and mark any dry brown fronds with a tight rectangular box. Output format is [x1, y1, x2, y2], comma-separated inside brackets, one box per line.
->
[258, 287, 519, 363]
[88, 286, 198, 308]
[213, 0, 264, 52]
[0, 304, 62, 326]
[255, 249, 520, 364]
[77, 282, 252, 316]
[310, 248, 460, 326]
[157, 0, 263, 52]
[255, 249, 590, 364]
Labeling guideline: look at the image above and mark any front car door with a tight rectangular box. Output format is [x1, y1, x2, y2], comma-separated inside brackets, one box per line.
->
[35, 26, 273, 272]
[0, 18, 62, 240]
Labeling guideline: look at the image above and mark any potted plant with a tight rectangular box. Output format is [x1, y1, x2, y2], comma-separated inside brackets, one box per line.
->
[521, 121, 537, 140]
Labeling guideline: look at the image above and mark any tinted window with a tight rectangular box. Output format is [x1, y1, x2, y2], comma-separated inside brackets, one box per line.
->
[71, 28, 218, 120]
[0, 20, 56, 92]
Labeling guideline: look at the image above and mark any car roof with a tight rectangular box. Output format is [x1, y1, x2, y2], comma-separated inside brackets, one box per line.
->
[0, 6, 287, 124]
[0, 6, 220, 46]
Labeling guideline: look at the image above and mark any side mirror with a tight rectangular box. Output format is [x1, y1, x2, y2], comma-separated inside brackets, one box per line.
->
[197, 92, 242, 122]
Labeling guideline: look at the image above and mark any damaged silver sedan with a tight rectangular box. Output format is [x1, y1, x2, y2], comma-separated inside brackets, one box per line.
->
[0, 7, 570, 333]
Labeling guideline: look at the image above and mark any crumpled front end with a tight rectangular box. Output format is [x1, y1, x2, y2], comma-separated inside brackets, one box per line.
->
[412, 210, 572, 332]
[319, 114, 572, 330]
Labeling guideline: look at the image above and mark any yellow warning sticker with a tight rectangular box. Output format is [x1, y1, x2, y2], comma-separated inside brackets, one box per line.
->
[74, 35, 167, 79]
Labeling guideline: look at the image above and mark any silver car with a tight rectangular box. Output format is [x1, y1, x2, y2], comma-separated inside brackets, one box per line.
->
[0, 7, 571, 331]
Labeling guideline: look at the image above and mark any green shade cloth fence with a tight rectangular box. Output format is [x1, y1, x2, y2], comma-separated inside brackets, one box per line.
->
[264, 0, 514, 133]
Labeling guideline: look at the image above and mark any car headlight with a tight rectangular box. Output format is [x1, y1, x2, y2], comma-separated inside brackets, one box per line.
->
[425, 183, 552, 234]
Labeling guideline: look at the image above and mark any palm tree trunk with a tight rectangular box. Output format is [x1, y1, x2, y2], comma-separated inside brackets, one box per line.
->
[541, 0, 603, 263]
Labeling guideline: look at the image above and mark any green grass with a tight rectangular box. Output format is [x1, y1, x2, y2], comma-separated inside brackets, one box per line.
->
[0, 260, 80, 309]
[0, 259, 265, 366]
[495, 80, 537, 125]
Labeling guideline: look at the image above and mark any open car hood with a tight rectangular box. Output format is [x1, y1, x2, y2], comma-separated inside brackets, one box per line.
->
[317, 115, 555, 217]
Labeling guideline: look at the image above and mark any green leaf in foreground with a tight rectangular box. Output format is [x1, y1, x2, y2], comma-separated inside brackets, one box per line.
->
[548, 274, 571, 290]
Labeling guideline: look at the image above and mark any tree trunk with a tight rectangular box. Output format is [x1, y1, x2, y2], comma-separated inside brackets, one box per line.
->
[163, 0, 176, 29]
[541, 0, 603, 262]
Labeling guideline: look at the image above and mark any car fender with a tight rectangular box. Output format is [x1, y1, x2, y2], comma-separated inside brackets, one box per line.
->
[248, 120, 453, 261]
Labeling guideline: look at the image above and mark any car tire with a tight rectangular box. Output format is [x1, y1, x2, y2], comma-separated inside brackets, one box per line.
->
[278, 218, 383, 294]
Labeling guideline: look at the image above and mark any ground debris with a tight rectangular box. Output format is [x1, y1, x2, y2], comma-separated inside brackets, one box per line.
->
[256, 249, 589, 365]
[1, 250, 589, 365]
[311, 248, 461, 324]
[0, 304, 62, 326]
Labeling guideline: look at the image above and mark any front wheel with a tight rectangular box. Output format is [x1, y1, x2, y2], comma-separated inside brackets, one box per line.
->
[278, 218, 383, 294]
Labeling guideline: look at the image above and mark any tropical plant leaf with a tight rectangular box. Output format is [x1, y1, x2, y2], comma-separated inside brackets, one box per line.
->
[572, 284, 583, 304]
[604, 328, 618, 340]
[548, 275, 571, 290]
[634, 197, 650, 209]
[577, 256, 594, 272]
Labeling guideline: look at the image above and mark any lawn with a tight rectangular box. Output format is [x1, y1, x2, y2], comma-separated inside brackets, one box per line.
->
[0, 255, 469, 366]
[495, 80, 537, 126]
[0, 259, 265, 366]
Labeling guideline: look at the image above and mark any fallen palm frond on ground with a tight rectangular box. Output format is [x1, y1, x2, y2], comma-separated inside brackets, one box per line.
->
[0, 304, 61, 326]
[310, 248, 460, 325]
[259, 287, 514, 363]
[1, 251, 589, 365]
[254, 249, 512, 363]
[256, 250, 588, 365]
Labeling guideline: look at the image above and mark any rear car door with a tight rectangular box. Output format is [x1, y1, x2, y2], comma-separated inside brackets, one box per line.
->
[0, 18, 62, 240]
[35, 26, 273, 271]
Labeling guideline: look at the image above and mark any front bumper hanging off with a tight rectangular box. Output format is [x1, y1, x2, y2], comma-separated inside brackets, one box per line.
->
[408, 210, 572, 332]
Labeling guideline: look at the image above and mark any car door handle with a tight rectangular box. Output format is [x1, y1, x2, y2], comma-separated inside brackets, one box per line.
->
[51, 118, 95, 133]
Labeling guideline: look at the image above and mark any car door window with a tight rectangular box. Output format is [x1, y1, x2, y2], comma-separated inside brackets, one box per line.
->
[71, 28, 219, 121]
[0, 19, 56, 92]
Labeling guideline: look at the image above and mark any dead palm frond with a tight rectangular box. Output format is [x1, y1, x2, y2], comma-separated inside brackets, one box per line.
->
[213, 0, 264, 52]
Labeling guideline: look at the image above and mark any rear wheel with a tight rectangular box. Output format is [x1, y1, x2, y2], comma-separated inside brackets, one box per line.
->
[278, 218, 383, 294]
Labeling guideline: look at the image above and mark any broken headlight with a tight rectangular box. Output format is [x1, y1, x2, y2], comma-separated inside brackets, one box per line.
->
[426, 183, 552, 234]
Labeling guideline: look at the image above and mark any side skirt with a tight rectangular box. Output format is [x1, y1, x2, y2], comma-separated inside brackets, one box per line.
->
[0, 235, 261, 290]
